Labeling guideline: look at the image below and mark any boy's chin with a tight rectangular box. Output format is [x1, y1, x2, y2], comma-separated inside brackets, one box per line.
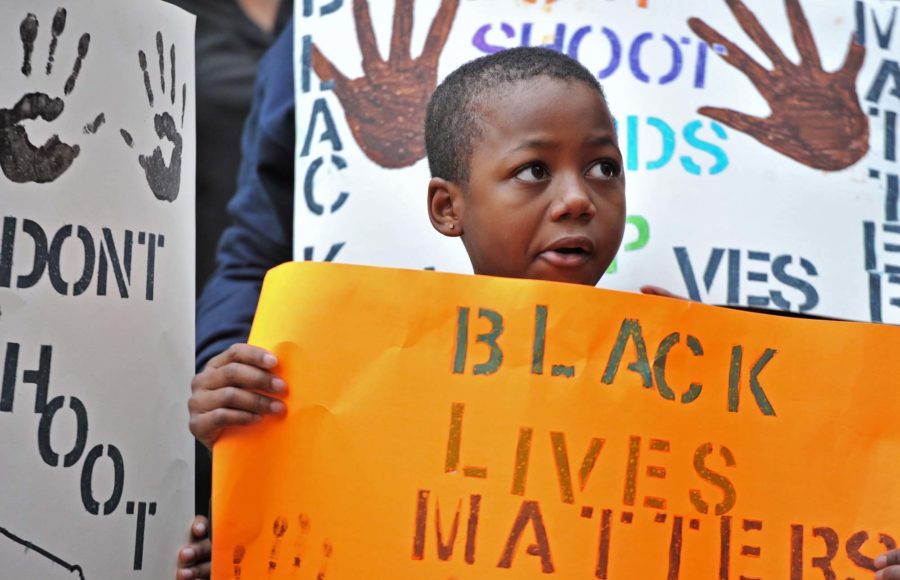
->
[527, 265, 603, 287]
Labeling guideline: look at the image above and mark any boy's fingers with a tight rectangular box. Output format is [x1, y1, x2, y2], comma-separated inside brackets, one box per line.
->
[875, 567, 900, 580]
[640, 285, 687, 300]
[206, 343, 277, 371]
[877, 549, 900, 568]
[177, 561, 211, 580]
[182, 538, 211, 564]
[191, 515, 209, 539]
[189, 408, 262, 444]
[199, 386, 285, 416]
[210, 363, 284, 394]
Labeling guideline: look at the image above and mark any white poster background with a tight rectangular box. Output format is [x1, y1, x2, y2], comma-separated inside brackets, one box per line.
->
[295, 0, 899, 324]
[0, 0, 195, 578]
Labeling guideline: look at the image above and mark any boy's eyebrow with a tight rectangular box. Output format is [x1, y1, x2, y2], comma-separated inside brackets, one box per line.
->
[508, 135, 618, 153]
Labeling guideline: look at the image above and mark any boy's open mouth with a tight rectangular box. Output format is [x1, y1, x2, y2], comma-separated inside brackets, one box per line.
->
[540, 236, 595, 267]
[554, 247, 587, 255]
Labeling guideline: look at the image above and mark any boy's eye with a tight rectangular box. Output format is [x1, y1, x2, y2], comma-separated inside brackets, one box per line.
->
[514, 164, 549, 182]
[587, 160, 621, 179]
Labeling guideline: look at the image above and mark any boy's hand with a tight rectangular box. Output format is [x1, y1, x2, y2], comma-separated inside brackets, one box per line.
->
[876, 549, 900, 579]
[189, 344, 286, 449]
[640, 285, 686, 300]
[176, 516, 211, 579]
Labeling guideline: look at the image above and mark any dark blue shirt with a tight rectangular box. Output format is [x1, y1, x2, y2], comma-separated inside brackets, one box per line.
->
[195, 21, 295, 370]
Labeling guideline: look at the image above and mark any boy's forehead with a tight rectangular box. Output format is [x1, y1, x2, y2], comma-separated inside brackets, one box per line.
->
[474, 78, 612, 138]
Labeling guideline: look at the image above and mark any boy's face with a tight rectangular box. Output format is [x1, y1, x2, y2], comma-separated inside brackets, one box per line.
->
[430, 77, 625, 286]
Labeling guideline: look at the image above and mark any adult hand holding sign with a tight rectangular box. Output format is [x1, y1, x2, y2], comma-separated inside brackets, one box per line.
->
[311, 0, 459, 169]
[688, 0, 868, 171]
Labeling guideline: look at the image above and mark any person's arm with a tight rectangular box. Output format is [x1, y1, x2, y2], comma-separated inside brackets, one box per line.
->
[195, 19, 296, 371]
[178, 21, 296, 580]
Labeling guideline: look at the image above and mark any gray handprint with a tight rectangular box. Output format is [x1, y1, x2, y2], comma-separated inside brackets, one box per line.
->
[121, 32, 186, 203]
[0, 9, 98, 184]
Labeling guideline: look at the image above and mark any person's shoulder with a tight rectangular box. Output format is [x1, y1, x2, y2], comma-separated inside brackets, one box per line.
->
[259, 19, 294, 81]
[256, 20, 294, 120]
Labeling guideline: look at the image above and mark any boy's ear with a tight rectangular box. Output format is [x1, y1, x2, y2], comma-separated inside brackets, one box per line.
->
[427, 177, 463, 238]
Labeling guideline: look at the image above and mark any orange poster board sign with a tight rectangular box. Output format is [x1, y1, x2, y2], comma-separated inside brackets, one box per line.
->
[213, 262, 900, 579]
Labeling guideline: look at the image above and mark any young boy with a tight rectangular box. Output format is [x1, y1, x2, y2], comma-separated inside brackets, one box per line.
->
[176, 48, 900, 579]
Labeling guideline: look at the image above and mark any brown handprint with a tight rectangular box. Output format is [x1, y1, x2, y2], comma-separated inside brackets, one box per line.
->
[689, 0, 868, 171]
[312, 0, 460, 169]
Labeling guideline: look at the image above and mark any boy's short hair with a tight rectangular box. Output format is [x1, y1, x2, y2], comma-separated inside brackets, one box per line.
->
[425, 47, 607, 185]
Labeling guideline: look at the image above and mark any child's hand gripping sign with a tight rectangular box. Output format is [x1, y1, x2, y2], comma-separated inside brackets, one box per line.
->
[212, 262, 900, 579]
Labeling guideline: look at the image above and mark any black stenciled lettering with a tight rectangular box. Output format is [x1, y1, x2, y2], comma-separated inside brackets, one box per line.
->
[790, 524, 804, 580]
[97, 228, 133, 298]
[728, 346, 777, 415]
[623, 436, 641, 507]
[667, 516, 684, 580]
[643, 439, 669, 510]
[127, 500, 157, 570]
[80, 443, 125, 515]
[496, 500, 554, 573]
[465, 495, 481, 564]
[2, 343, 52, 413]
[719, 516, 731, 580]
[452, 307, 469, 374]
[595, 509, 613, 579]
[473, 309, 503, 375]
[0, 216, 16, 287]
[303, 155, 349, 215]
[810, 526, 839, 580]
[139, 232, 163, 301]
[846, 530, 897, 571]
[547, 432, 608, 506]
[674, 247, 725, 301]
[866, 59, 900, 104]
[444, 402, 463, 472]
[410, 490, 480, 564]
[435, 498, 462, 561]
[511, 427, 533, 496]
[531, 305, 548, 375]
[412, 490, 429, 560]
[47, 225, 96, 296]
[24, 344, 52, 413]
[0, 342, 20, 412]
[302, 242, 346, 262]
[770, 255, 819, 312]
[653, 333, 704, 403]
[17, 219, 49, 289]
[300, 97, 343, 157]
[37, 395, 88, 467]
[602, 319, 652, 388]
[689, 443, 736, 516]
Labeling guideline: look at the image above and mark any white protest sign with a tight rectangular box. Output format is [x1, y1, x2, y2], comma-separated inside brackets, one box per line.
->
[294, 0, 899, 323]
[0, 0, 195, 578]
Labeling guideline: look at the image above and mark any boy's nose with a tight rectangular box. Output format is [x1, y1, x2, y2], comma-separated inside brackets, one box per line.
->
[550, 180, 596, 221]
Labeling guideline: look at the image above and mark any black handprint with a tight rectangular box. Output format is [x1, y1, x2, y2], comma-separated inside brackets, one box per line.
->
[268, 516, 289, 576]
[0, 9, 96, 184]
[232, 514, 333, 578]
[121, 31, 186, 202]
[316, 540, 333, 580]
[233, 544, 246, 580]
[290, 513, 311, 575]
